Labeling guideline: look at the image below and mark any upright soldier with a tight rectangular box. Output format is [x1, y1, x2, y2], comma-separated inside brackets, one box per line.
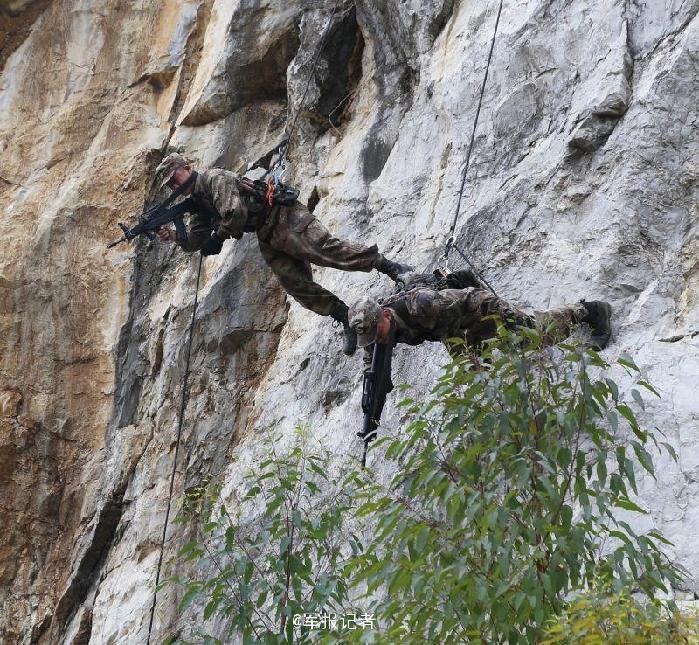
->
[153, 153, 412, 355]
[348, 272, 613, 359]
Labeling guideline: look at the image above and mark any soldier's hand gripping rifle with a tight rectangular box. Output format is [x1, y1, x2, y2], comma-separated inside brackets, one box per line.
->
[106, 173, 197, 249]
[359, 339, 395, 468]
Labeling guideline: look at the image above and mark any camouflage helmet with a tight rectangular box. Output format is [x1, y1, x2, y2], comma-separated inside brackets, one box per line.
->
[154, 152, 190, 188]
[348, 296, 383, 347]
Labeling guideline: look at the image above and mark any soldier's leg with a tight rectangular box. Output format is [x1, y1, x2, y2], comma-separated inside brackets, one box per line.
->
[432, 288, 532, 344]
[259, 240, 341, 315]
[465, 293, 597, 347]
[532, 303, 587, 343]
[266, 204, 410, 279]
[259, 241, 358, 354]
[426, 287, 608, 350]
[458, 290, 588, 347]
[534, 301, 612, 349]
[460, 292, 608, 348]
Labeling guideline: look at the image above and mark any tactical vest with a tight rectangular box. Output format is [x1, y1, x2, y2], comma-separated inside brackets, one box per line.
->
[236, 177, 299, 233]
[190, 173, 300, 235]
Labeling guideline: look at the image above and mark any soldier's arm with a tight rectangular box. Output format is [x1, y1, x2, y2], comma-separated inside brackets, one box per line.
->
[177, 212, 214, 252]
[206, 171, 247, 241]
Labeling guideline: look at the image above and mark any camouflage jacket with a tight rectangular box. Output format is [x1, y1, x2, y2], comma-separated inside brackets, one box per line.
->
[382, 287, 479, 346]
[382, 271, 487, 345]
[178, 169, 265, 252]
[361, 287, 477, 368]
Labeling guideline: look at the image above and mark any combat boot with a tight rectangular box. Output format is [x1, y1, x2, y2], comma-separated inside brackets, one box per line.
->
[331, 303, 357, 356]
[374, 255, 414, 283]
[580, 300, 612, 350]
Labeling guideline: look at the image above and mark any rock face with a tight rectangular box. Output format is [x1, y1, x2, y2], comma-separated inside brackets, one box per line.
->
[0, 0, 696, 642]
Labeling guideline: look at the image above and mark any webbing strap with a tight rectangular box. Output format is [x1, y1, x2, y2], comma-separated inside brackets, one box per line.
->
[443, 0, 503, 296]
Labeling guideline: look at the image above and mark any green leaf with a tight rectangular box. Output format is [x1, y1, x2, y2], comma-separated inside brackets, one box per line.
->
[660, 441, 678, 462]
[631, 442, 655, 477]
[179, 583, 203, 612]
[618, 355, 640, 372]
[204, 597, 220, 620]
[615, 497, 647, 514]
[617, 404, 639, 429]
[631, 388, 645, 411]
[637, 379, 660, 397]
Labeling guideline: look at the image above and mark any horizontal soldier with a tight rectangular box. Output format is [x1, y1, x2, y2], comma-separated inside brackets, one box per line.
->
[348, 274, 612, 361]
[153, 153, 412, 355]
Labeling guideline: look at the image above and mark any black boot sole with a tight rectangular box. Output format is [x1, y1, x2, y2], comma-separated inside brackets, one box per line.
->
[590, 302, 612, 350]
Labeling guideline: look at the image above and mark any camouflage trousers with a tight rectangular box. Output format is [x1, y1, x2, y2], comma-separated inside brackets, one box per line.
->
[258, 203, 379, 316]
[439, 288, 588, 349]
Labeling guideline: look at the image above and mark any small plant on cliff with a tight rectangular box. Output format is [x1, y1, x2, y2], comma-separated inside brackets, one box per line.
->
[542, 584, 699, 644]
[340, 327, 683, 643]
[168, 429, 359, 644]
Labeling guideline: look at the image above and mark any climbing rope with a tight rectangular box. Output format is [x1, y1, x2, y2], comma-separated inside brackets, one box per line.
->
[443, 0, 503, 297]
[146, 253, 203, 645]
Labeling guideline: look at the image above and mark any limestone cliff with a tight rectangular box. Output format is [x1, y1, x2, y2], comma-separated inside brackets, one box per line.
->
[0, 0, 696, 642]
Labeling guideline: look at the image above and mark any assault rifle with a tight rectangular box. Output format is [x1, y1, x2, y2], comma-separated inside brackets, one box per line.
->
[359, 337, 395, 467]
[106, 173, 197, 249]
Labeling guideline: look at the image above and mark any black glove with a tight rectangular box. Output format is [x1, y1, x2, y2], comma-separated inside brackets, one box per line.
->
[200, 233, 223, 256]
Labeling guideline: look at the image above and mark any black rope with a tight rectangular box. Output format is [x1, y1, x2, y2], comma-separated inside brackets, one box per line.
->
[450, 240, 500, 298]
[443, 0, 503, 295]
[146, 253, 204, 645]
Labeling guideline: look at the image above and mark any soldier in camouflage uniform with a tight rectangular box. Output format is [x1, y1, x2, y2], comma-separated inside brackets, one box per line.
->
[153, 153, 412, 356]
[348, 270, 612, 362]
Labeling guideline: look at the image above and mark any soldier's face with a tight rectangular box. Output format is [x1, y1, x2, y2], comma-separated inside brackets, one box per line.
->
[375, 310, 392, 344]
[168, 165, 192, 190]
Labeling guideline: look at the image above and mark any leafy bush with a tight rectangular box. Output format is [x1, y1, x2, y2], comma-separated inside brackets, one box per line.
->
[169, 429, 359, 644]
[543, 586, 699, 644]
[348, 328, 682, 643]
[170, 328, 683, 644]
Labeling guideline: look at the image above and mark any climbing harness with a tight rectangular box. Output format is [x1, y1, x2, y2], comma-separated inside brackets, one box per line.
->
[441, 0, 503, 299]
[146, 254, 203, 645]
[236, 175, 299, 208]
